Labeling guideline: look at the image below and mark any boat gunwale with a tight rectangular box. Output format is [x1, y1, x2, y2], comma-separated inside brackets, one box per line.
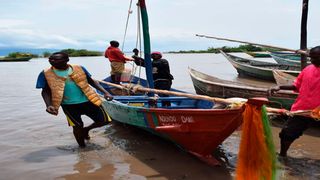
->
[270, 53, 310, 65]
[188, 67, 298, 97]
[225, 53, 300, 73]
[103, 99, 244, 114]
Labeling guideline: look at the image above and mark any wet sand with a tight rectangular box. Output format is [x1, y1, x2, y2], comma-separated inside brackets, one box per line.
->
[1, 54, 320, 179]
[62, 122, 233, 180]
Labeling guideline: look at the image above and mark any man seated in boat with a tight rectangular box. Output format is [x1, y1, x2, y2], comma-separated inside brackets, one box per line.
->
[104, 40, 134, 84]
[132, 49, 174, 107]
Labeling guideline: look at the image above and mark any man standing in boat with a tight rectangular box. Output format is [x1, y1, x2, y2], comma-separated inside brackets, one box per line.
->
[133, 49, 174, 106]
[36, 52, 113, 148]
[104, 40, 133, 84]
[269, 46, 320, 157]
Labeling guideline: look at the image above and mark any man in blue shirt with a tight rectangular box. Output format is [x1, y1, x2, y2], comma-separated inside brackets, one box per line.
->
[36, 52, 113, 147]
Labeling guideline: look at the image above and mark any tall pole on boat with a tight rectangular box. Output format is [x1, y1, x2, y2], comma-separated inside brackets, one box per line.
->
[300, 0, 309, 70]
[138, 0, 155, 96]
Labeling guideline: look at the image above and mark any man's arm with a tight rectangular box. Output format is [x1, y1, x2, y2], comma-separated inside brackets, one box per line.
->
[87, 76, 113, 101]
[41, 85, 58, 115]
[114, 48, 133, 61]
[132, 55, 145, 67]
[268, 85, 297, 95]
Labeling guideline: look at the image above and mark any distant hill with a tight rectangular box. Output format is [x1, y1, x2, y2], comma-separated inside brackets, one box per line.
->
[0, 48, 60, 56]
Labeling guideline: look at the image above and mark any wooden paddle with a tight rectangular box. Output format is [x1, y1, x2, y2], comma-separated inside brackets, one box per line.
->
[195, 34, 309, 55]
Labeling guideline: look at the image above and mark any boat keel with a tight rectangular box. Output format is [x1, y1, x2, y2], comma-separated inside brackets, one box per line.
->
[189, 152, 220, 166]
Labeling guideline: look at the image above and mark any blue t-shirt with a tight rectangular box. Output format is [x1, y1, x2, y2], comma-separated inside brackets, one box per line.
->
[36, 66, 92, 105]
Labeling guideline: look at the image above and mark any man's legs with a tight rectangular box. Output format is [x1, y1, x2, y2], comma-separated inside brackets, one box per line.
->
[110, 62, 124, 84]
[154, 80, 172, 107]
[73, 126, 86, 148]
[114, 73, 122, 84]
[279, 140, 293, 157]
[62, 104, 86, 147]
[279, 116, 312, 157]
[83, 103, 110, 140]
[83, 121, 108, 140]
[111, 74, 116, 83]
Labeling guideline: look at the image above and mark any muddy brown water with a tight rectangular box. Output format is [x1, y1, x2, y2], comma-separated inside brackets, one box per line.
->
[1, 53, 319, 179]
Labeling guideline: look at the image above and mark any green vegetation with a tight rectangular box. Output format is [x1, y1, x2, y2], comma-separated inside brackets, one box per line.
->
[169, 45, 281, 54]
[43, 49, 103, 58]
[43, 51, 52, 58]
[40, 49, 103, 58]
[60, 49, 103, 57]
[6, 52, 39, 58]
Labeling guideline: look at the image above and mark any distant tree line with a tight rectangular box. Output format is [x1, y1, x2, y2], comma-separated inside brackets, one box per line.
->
[6, 52, 39, 58]
[5, 49, 103, 58]
[43, 49, 103, 57]
[169, 45, 281, 54]
[59, 49, 103, 57]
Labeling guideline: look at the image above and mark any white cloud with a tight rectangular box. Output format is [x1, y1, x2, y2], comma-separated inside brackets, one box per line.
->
[0, 27, 80, 48]
[0, 19, 31, 28]
[0, 0, 319, 51]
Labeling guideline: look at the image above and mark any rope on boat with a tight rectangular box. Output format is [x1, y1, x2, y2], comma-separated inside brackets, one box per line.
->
[122, 1, 143, 88]
[99, 80, 320, 119]
[127, 2, 144, 87]
[121, 0, 133, 51]
[99, 80, 236, 104]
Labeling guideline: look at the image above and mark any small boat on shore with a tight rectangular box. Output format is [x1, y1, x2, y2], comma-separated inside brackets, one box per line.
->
[270, 52, 310, 66]
[221, 50, 300, 81]
[0, 57, 32, 62]
[271, 51, 301, 60]
[189, 67, 297, 110]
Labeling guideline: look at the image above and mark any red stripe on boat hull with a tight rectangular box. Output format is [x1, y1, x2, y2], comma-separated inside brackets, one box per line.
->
[142, 107, 244, 164]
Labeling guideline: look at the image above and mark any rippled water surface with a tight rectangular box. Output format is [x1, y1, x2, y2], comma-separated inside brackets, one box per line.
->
[0, 53, 319, 179]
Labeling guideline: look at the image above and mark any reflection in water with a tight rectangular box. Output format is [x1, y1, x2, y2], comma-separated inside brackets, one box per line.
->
[23, 147, 74, 163]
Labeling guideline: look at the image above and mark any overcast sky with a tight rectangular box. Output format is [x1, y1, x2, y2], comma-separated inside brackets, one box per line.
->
[0, 0, 319, 52]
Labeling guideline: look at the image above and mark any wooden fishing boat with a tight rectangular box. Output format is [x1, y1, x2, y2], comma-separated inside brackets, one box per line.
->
[271, 51, 301, 60]
[221, 50, 301, 81]
[99, 0, 244, 165]
[0, 57, 32, 62]
[270, 52, 310, 66]
[272, 70, 296, 86]
[189, 67, 297, 110]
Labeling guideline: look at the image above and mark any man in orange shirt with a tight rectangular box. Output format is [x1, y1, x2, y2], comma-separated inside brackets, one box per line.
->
[104, 40, 133, 84]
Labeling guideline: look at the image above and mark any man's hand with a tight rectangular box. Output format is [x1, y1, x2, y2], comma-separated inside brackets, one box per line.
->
[46, 105, 58, 115]
[104, 93, 113, 101]
[267, 86, 280, 96]
[124, 55, 134, 61]
[295, 49, 309, 56]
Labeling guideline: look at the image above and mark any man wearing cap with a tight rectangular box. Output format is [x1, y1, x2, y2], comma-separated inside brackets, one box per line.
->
[104, 40, 133, 84]
[36, 52, 113, 148]
[133, 50, 174, 106]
